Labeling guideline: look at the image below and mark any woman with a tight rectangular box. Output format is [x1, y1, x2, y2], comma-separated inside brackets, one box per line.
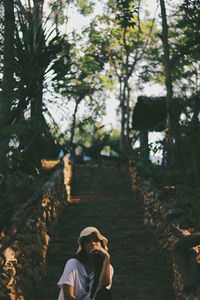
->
[57, 226, 114, 300]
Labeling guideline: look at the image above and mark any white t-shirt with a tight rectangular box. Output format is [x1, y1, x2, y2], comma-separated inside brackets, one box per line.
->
[57, 258, 114, 300]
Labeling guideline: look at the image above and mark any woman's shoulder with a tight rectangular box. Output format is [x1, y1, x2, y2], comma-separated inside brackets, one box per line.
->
[63, 258, 82, 272]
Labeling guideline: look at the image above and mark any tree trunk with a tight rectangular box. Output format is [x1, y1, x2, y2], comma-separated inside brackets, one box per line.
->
[139, 130, 149, 161]
[31, 0, 44, 119]
[119, 80, 126, 155]
[159, 0, 174, 166]
[33, 0, 44, 23]
[120, 27, 131, 156]
[29, 0, 45, 164]
[125, 85, 131, 149]
[70, 99, 80, 147]
[0, 0, 15, 170]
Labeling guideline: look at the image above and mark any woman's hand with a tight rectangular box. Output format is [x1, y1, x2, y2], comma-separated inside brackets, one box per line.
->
[90, 245, 110, 259]
[93, 247, 111, 288]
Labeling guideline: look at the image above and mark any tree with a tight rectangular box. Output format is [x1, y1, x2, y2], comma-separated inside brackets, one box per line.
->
[13, 7, 64, 165]
[139, 0, 200, 181]
[52, 26, 109, 155]
[48, 0, 95, 34]
[104, 0, 138, 155]
[172, 0, 200, 183]
[171, 0, 200, 96]
[0, 0, 15, 171]
[86, 0, 157, 156]
[10, 0, 105, 167]
[159, 0, 174, 166]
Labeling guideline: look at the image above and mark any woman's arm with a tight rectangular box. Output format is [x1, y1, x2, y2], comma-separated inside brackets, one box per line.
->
[63, 284, 76, 300]
[91, 246, 111, 287]
[98, 253, 111, 287]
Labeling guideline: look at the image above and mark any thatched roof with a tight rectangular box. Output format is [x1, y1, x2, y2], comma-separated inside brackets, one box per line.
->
[132, 96, 167, 131]
[132, 96, 188, 131]
[132, 95, 200, 131]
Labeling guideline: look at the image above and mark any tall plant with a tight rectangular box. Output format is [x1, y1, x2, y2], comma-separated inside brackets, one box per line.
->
[11, 5, 64, 165]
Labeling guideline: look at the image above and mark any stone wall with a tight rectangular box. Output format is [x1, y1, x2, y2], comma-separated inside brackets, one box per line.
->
[129, 164, 200, 300]
[0, 156, 72, 300]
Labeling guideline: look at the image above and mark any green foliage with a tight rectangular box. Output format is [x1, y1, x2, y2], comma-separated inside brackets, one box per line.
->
[15, 14, 61, 85]
[169, 0, 200, 95]
[92, 2, 156, 153]
[107, 0, 137, 28]
[48, 1, 66, 25]
[53, 26, 108, 96]
[140, 0, 200, 92]
[48, 0, 95, 20]
[1, 7, 63, 166]
[136, 1, 200, 187]
[106, 129, 120, 154]
[73, 119, 109, 159]
[101, 74, 115, 90]
[79, 54, 103, 75]
[72, 118, 121, 160]
[85, 5, 153, 80]
[52, 26, 109, 149]
[75, 0, 95, 15]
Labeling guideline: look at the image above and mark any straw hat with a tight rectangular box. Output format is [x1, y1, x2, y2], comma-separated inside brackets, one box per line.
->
[77, 227, 108, 253]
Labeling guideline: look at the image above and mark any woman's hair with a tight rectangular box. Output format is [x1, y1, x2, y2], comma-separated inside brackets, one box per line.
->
[91, 255, 104, 298]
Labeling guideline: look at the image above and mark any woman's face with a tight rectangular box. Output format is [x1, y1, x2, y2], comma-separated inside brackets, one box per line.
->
[83, 233, 102, 254]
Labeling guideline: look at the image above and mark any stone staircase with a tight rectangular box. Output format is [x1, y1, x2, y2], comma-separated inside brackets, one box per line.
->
[36, 162, 175, 300]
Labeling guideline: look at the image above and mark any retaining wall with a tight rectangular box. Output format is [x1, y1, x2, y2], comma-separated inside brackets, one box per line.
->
[129, 164, 200, 300]
[0, 157, 72, 300]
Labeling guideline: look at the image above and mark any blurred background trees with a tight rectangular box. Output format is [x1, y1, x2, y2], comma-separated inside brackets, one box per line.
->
[0, 0, 200, 227]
